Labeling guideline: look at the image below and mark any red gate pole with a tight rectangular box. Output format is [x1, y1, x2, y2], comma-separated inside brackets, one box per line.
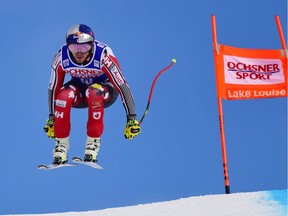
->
[275, 15, 288, 101]
[211, 15, 231, 194]
[275, 16, 287, 52]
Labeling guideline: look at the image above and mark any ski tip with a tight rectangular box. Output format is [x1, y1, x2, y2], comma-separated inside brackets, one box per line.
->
[38, 163, 76, 170]
[38, 164, 48, 170]
[95, 164, 104, 169]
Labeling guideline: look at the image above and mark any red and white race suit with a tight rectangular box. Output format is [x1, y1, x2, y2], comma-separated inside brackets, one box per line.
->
[48, 40, 136, 138]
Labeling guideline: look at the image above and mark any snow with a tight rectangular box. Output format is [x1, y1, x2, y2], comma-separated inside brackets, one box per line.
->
[2, 190, 286, 216]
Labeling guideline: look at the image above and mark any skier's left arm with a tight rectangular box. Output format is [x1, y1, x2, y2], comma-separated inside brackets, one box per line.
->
[101, 47, 141, 140]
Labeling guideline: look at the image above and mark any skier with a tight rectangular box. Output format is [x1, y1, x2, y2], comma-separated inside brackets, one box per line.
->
[43, 24, 141, 165]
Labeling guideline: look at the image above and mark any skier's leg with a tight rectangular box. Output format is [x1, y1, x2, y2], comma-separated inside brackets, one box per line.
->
[86, 83, 118, 136]
[84, 83, 106, 162]
[84, 84, 119, 162]
[53, 84, 82, 164]
[86, 83, 105, 137]
[54, 84, 81, 138]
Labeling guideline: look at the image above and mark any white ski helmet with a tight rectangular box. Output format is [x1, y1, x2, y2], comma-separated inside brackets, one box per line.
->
[66, 24, 95, 44]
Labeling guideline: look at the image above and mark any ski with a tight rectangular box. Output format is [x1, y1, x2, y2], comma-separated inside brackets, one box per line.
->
[38, 163, 76, 170]
[72, 156, 103, 169]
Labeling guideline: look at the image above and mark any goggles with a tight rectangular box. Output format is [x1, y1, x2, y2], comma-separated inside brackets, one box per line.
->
[68, 43, 92, 53]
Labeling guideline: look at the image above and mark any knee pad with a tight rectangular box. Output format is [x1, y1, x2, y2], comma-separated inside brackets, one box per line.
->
[86, 84, 105, 101]
[86, 84, 118, 108]
[56, 85, 79, 104]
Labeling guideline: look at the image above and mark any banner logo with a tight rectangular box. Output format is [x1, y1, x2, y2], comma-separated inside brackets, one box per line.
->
[224, 55, 284, 85]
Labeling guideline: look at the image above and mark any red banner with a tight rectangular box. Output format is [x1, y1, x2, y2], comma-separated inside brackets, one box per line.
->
[214, 45, 287, 100]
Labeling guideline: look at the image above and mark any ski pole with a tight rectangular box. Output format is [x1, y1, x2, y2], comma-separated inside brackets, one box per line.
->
[139, 59, 176, 125]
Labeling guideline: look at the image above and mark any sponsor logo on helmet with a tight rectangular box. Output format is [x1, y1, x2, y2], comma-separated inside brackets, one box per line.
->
[71, 31, 93, 43]
[73, 32, 81, 38]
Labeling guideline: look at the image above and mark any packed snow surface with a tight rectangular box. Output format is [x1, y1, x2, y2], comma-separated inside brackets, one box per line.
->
[2, 190, 287, 216]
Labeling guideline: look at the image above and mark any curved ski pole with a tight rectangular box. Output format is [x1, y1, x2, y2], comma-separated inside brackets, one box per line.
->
[139, 59, 176, 125]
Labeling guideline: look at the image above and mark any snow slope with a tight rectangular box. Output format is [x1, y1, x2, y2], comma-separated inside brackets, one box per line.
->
[2, 190, 287, 216]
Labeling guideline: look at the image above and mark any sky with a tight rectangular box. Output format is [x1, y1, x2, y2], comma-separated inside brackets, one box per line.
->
[1, 190, 287, 216]
[0, 0, 287, 214]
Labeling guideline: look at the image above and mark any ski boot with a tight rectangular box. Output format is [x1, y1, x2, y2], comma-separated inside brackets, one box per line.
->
[84, 136, 101, 163]
[53, 137, 70, 165]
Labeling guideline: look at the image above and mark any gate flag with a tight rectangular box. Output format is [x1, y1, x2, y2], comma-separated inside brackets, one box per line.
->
[212, 15, 287, 194]
[214, 45, 287, 100]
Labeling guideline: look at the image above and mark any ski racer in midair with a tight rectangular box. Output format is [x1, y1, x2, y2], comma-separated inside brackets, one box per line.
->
[44, 24, 141, 165]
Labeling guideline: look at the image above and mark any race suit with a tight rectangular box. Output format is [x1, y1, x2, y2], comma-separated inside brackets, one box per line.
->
[48, 40, 136, 138]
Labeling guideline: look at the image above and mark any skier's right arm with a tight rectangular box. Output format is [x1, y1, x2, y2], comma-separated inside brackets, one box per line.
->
[44, 50, 65, 138]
